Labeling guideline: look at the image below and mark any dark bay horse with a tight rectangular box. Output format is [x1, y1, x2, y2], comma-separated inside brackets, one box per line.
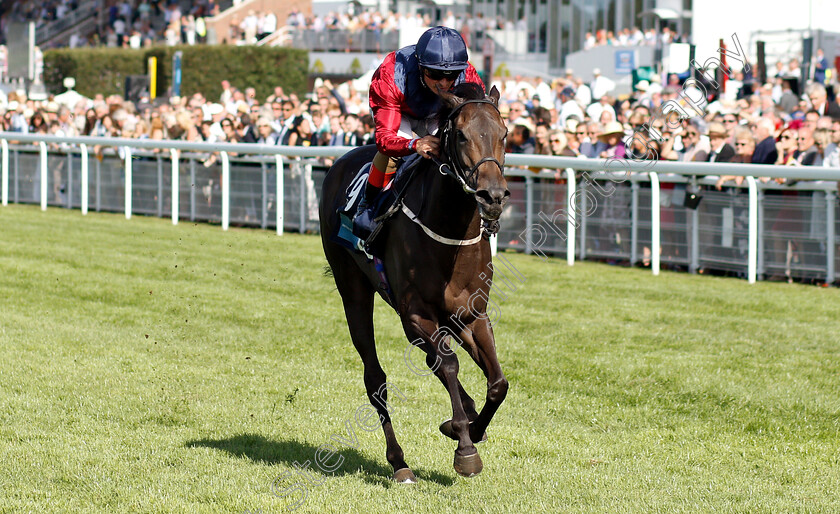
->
[319, 83, 509, 482]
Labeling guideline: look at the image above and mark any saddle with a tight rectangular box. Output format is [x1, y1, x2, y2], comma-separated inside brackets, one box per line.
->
[333, 154, 423, 259]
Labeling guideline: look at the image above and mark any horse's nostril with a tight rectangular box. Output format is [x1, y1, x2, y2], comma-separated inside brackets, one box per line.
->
[476, 189, 508, 205]
[476, 190, 494, 205]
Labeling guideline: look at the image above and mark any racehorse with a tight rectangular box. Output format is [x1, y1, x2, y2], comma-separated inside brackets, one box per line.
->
[319, 82, 509, 482]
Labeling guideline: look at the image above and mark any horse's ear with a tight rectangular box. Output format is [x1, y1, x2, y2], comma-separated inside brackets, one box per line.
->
[488, 86, 500, 106]
[439, 89, 465, 109]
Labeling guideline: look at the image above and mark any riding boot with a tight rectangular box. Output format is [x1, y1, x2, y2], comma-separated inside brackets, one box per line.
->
[356, 182, 381, 218]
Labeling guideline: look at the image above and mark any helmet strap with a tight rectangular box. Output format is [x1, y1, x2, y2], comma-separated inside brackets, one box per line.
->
[419, 67, 430, 91]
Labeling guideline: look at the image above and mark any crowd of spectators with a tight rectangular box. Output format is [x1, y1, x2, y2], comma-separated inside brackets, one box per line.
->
[0, 33, 838, 181]
[583, 27, 691, 50]
[3, 3, 552, 51]
[490, 56, 840, 187]
[2, 0, 226, 49]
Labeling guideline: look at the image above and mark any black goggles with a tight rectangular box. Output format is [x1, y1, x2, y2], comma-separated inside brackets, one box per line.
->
[423, 67, 460, 81]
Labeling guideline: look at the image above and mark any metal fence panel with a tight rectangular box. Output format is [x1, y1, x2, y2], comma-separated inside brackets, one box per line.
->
[530, 176, 571, 257]
[131, 156, 161, 216]
[95, 153, 125, 213]
[761, 190, 828, 280]
[15, 152, 40, 205]
[584, 181, 633, 261]
[45, 153, 69, 208]
[229, 161, 264, 226]
[696, 188, 750, 275]
[193, 161, 222, 224]
[5, 139, 840, 284]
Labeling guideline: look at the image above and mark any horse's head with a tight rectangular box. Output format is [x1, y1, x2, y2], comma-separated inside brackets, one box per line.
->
[438, 84, 510, 221]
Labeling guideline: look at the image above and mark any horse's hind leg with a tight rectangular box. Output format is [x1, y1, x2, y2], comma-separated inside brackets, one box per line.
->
[332, 261, 415, 483]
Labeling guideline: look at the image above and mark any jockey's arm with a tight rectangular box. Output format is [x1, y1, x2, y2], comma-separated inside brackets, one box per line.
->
[369, 69, 417, 158]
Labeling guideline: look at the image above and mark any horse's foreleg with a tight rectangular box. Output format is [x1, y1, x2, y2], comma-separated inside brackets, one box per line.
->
[422, 350, 479, 422]
[462, 318, 508, 444]
[335, 267, 414, 483]
[403, 313, 482, 477]
[437, 328, 487, 443]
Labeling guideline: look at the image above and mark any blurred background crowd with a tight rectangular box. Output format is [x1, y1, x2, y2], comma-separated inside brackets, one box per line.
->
[0, 57, 838, 178]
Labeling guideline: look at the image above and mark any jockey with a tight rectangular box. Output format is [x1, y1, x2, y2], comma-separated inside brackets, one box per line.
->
[357, 26, 483, 215]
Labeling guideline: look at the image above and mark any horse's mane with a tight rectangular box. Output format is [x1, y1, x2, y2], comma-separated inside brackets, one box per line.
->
[437, 82, 486, 122]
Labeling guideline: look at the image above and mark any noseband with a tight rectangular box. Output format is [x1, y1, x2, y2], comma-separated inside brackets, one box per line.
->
[433, 99, 505, 195]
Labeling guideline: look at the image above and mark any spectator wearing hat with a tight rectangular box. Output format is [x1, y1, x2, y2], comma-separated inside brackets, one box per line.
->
[253, 117, 278, 145]
[533, 76, 554, 107]
[204, 102, 226, 139]
[560, 120, 583, 157]
[557, 86, 583, 126]
[586, 94, 616, 125]
[590, 68, 615, 101]
[597, 121, 626, 159]
[574, 77, 592, 106]
[706, 122, 735, 163]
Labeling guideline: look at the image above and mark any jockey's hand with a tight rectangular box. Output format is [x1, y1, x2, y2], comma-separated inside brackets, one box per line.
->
[415, 135, 440, 159]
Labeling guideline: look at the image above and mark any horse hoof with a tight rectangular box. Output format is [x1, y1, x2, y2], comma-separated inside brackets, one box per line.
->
[439, 419, 488, 444]
[392, 468, 417, 484]
[453, 451, 483, 477]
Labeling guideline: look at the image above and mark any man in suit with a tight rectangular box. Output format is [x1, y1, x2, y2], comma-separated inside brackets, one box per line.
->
[806, 83, 840, 119]
[271, 100, 297, 145]
[706, 122, 735, 163]
[751, 118, 778, 164]
[341, 113, 364, 146]
[327, 115, 345, 146]
[795, 127, 819, 166]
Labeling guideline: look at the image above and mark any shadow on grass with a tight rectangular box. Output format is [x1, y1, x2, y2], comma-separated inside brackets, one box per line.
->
[186, 433, 455, 486]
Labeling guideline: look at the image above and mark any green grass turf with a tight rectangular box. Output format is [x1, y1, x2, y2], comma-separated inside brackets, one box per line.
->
[1, 203, 839, 513]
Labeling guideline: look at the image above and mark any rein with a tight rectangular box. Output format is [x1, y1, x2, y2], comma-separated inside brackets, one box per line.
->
[434, 99, 505, 195]
[372, 95, 504, 247]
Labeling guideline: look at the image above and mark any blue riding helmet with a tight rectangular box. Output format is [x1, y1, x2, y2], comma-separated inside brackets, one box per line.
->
[415, 26, 469, 71]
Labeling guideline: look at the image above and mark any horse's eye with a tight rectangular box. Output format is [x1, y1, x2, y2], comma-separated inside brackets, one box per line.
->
[456, 129, 466, 140]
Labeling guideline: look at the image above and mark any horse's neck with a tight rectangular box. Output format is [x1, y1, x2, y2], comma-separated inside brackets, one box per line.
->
[411, 160, 481, 240]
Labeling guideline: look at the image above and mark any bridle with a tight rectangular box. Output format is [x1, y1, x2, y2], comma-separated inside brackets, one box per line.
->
[432, 98, 505, 196]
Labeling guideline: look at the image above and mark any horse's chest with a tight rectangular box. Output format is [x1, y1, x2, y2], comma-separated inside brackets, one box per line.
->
[443, 279, 486, 318]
